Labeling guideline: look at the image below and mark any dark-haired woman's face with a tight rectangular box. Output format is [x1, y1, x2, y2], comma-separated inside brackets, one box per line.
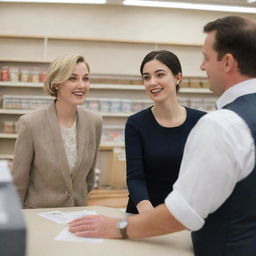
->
[142, 60, 181, 103]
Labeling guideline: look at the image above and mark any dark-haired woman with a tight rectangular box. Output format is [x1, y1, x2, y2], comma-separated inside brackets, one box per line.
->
[126, 50, 206, 214]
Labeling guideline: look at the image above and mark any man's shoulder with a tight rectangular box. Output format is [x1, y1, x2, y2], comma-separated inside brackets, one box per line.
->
[202, 109, 244, 127]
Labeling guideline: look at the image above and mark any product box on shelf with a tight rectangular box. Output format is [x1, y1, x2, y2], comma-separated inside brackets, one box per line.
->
[202, 98, 217, 111]
[0, 64, 47, 83]
[9, 67, 20, 82]
[2, 121, 18, 133]
[84, 98, 151, 114]
[131, 99, 152, 113]
[2, 95, 54, 110]
[83, 98, 100, 112]
[189, 97, 205, 111]
[178, 96, 190, 108]
[101, 125, 124, 145]
[188, 96, 216, 112]
[181, 78, 190, 88]
[100, 98, 112, 113]
[189, 78, 203, 88]
[110, 98, 122, 113]
[120, 99, 132, 113]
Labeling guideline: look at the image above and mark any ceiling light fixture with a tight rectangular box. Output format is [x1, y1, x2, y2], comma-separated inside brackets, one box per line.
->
[123, 0, 256, 14]
[0, 0, 106, 3]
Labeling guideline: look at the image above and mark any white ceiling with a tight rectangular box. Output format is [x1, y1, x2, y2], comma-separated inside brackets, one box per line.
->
[160, 0, 256, 5]
[107, 0, 256, 6]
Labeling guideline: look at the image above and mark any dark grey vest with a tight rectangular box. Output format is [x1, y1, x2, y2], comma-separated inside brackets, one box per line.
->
[191, 93, 256, 256]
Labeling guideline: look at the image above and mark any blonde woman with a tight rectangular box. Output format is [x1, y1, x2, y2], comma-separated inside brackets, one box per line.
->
[12, 53, 102, 208]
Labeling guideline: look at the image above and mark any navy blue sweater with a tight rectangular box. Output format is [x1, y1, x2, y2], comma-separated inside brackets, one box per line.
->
[125, 107, 206, 213]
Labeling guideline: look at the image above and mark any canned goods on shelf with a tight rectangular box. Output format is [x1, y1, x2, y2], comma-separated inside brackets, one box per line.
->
[9, 68, 20, 82]
[20, 70, 30, 82]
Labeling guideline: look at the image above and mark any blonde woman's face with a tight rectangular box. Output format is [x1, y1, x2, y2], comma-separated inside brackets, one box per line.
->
[56, 62, 89, 106]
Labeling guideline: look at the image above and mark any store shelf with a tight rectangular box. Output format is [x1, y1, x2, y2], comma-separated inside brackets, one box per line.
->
[100, 144, 124, 150]
[0, 82, 42, 88]
[0, 59, 50, 64]
[0, 108, 133, 117]
[0, 143, 124, 161]
[0, 82, 212, 93]
[90, 84, 144, 90]
[0, 132, 124, 145]
[100, 112, 132, 117]
[180, 88, 211, 94]
[0, 133, 17, 139]
[0, 154, 13, 160]
[0, 109, 32, 115]
[0, 34, 203, 48]
[0, 132, 124, 147]
[0, 81, 144, 90]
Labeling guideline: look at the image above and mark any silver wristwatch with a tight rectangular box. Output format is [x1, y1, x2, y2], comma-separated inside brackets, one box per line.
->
[116, 218, 129, 239]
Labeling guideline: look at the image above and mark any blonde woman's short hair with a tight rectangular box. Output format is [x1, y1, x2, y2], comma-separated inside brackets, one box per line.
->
[44, 53, 90, 97]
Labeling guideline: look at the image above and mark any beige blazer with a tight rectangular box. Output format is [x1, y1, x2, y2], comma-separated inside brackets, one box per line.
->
[12, 103, 102, 208]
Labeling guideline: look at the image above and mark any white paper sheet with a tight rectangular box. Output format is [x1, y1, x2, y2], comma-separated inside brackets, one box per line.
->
[55, 227, 103, 243]
[38, 210, 97, 224]
[38, 210, 103, 243]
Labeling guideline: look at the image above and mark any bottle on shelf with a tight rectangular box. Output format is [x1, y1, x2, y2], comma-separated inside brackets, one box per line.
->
[31, 69, 40, 83]
[0, 66, 9, 81]
[9, 67, 20, 82]
[20, 69, 30, 82]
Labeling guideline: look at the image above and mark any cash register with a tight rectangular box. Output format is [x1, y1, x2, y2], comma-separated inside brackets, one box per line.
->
[0, 160, 26, 256]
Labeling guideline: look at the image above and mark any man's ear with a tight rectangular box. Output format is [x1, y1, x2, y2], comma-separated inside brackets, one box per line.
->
[223, 53, 237, 73]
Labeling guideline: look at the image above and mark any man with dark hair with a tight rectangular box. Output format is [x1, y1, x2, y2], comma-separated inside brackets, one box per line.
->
[69, 16, 256, 256]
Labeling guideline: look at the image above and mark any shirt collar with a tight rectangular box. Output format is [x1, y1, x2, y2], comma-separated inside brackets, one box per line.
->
[216, 78, 256, 109]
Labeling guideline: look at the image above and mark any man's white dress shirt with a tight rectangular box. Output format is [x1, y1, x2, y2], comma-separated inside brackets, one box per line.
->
[165, 78, 256, 231]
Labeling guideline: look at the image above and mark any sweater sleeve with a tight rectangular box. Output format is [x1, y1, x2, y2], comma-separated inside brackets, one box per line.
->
[125, 116, 150, 206]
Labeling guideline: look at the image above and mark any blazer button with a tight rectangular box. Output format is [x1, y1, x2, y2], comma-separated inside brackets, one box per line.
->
[65, 191, 70, 197]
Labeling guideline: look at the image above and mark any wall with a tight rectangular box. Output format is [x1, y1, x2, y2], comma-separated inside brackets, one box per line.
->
[0, 3, 255, 77]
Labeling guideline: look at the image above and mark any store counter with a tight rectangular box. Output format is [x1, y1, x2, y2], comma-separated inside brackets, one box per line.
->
[23, 206, 193, 256]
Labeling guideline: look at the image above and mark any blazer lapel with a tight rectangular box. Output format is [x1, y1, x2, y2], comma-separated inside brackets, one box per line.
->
[72, 107, 90, 180]
[46, 103, 72, 185]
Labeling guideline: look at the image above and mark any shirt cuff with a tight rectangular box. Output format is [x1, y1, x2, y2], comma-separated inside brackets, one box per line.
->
[165, 190, 205, 231]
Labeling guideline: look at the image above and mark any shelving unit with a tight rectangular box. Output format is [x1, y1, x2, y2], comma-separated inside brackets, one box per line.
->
[0, 32, 216, 186]
[0, 108, 133, 117]
[0, 79, 216, 186]
[0, 81, 212, 93]
[0, 76, 147, 185]
[0, 34, 202, 56]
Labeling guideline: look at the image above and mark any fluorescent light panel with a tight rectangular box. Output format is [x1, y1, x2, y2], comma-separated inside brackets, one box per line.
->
[0, 0, 106, 3]
[123, 0, 256, 14]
